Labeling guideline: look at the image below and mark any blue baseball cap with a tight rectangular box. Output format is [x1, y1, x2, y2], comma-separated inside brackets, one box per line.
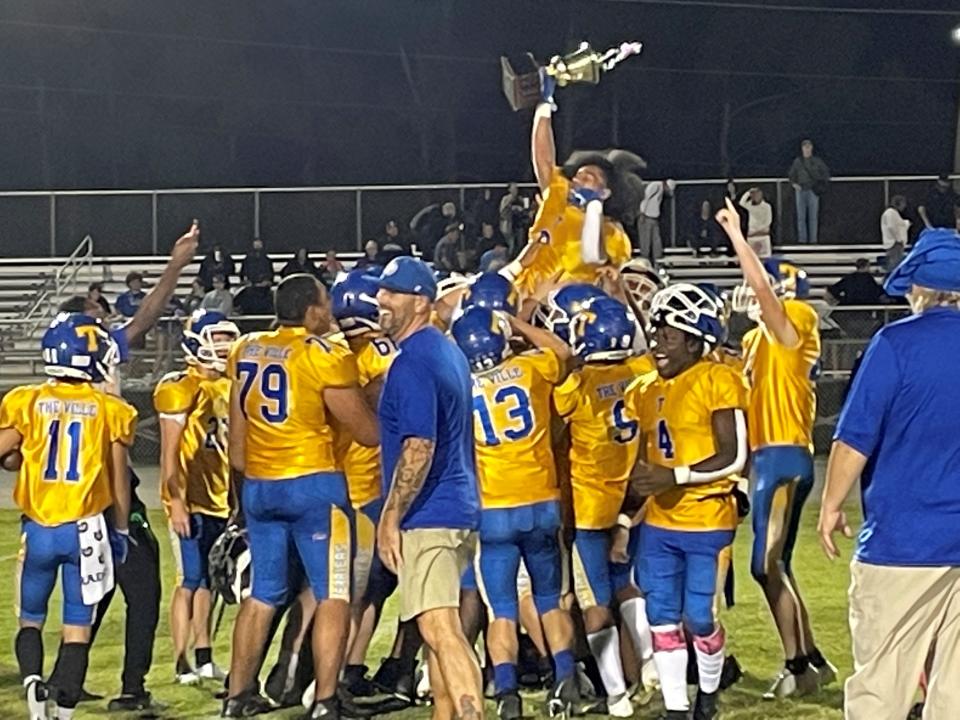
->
[364, 256, 437, 301]
[884, 228, 960, 297]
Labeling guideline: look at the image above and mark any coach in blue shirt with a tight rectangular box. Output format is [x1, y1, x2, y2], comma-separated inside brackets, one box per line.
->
[819, 228, 960, 720]
[369, 257, 483, 720]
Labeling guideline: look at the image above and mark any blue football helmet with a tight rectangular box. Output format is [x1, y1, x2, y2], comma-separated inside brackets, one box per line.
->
[534, 283, 609, 343]
[461, 273, 519, 315]
[450, 306, 512, 373]
[732, 257, 810, 322]
[569, 296, 636, 362]
[696, 282, 731, 345]
[182, 310, 240, 372]
[649, 283, 724, 356]
[331, 267, 382, 337]
[41, 313, 119, 383]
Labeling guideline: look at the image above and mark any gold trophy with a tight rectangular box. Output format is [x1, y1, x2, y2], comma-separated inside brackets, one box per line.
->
[501, 41, 643, 111]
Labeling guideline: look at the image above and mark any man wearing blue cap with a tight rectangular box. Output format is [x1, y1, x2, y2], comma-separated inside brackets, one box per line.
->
[369, 257, 484, 720]
[819, 227, 960, 719]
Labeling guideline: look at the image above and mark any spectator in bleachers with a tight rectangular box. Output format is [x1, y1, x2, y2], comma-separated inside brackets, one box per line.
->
[234, 283, 274, 317]
[200, 274, 233, 315]
[380, 219, 412, 255]
[116, 272, 147, 318]
[318, 249, 346, 288]
[691, 199, 720, 256]
[479, 238, 510, 273]
[411, 201, 459, 256]
[470, 188, 501, 230]
[475, 220, 508, 258]
[827, 259, 885, 306]
[87, 282, 112, 317]
[880, 195, 910, 271]
[433, 222, 462, 273]
[499, 182, 525, 247]
[240, 237, 274, 288]
[355, 240, 381, 269]
[918, 174, 960, 230]
[636, 179, 675, 264]
[740, 186, 774, 257]
[789, 139, 831, 244]
[280, 247, 320, 279]
[183, 277, 206, 315]
[198, 243, 235, 291]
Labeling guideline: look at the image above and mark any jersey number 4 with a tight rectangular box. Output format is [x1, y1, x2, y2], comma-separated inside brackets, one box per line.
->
[237, 362, 289, 423]
[657, 419, 675, 459]
[44, 419, 82, 483]
[473, 386, 533, 446]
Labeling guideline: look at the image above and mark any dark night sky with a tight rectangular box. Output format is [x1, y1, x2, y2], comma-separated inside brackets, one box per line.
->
[0, 0, 958, 190]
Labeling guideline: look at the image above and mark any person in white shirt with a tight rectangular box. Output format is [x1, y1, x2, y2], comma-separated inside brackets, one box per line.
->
[739, 187, 773, 257]
[880, 195, 910, 271]
[637, 179, 675, 264]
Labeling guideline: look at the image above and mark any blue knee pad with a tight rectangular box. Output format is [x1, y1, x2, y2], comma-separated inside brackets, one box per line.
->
[18, 519, 93, 626]
[244, 473, 353, 606]
[750, 446, 814, 583]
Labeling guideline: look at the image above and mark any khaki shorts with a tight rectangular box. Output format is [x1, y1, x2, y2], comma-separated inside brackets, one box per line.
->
[846, 561, 960, 720]
[398, 528, 477, 621]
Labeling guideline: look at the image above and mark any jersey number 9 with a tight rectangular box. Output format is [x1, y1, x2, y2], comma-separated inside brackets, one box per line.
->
[237, 362, 289, 424]
[611, 399, 638, 444]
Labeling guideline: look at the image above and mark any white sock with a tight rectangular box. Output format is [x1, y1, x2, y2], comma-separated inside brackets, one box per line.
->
[651, 624, 690, 712]
[620, 597, 654, 661]
[693, 627, 726, 694]
[586, 626, 627, 697]
[56, 708, 75, 720]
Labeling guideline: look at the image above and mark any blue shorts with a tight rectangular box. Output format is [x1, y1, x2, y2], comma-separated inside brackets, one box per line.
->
[750, 446, 814, 581]
[172, 513, 227, 591]
[611, 524, 642, 594]
[572, 528, 614, 609]
[17, 518, 94, 626]
[477, 500, 563, 621]
[637, 524, 734, 637]
[243, 473, 353, 607]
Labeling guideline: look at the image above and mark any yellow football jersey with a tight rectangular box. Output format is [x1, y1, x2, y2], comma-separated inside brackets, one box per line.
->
[515, 169, 633, 297]
[472, 349, 563, 509]
[342, 335, 396, 507]
[153, 368, 231, 518]
[0, 381, 137, 526]
[227, 326, 359, 480]
[554, 355, 649, 529]
[628, 360, 749, 532]
[742, 299, 820, 451]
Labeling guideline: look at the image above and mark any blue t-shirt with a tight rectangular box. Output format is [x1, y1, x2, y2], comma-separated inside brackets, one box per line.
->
[109, 326, 131, 364]
[379, 325, 480, 531]
[116, 290, 145, 318]
[836, 307, 960, 566]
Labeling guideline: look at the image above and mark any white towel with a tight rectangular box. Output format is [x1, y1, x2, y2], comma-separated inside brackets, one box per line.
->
[77, 513, 115, 606]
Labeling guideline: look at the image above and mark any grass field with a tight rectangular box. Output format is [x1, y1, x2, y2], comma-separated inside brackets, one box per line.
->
[0, 506, 859, 719]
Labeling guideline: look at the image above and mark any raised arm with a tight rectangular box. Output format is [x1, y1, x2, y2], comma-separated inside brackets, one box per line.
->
[716, 198, 799, 346]
[124, 222, 199, 344]
[507, 314, 573, 381]
[531, 72, 558, 192]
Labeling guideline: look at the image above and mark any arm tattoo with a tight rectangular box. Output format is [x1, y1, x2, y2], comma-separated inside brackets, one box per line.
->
[384, 437, 435, 519]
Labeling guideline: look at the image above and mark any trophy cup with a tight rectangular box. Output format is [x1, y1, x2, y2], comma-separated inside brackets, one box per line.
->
[501, 41, 643, 112]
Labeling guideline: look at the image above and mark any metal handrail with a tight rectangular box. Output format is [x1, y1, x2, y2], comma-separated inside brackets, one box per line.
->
[53, 235, 93, 296]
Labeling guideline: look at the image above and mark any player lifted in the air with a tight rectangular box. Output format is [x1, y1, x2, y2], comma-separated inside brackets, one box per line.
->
[154, 309, 240, 685]
[505, 71, 643, 300]
[716, 200, 837, 699]
[0, 314, 136, 720]
[622, 284, 749, 720]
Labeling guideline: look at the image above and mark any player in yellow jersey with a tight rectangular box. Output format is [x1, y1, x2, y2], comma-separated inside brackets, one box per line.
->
[552, 295, 647, 718]
[505, 71, 641, 299]
[716, 200, 837, 699]
[0, 313, 135, 720]
[621, 283, 749, 720]
[451, 305, 581, 720]
[153, 309, 239, 685]
[223, 274, 380, 720]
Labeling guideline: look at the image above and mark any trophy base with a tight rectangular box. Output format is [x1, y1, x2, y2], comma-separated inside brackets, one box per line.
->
[500, 54, 544, 112]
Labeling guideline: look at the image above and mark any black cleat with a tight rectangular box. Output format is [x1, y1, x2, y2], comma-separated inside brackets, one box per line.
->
[546, 677, 580, 718]
[78, 688, 104, 703]
[342, 665, 378, 698]
[496, 690, 523, 720]
[658, 712, 690, 720]
[221, 690, 274, 717]
[304, 696, 341, 720]
[719, 654, 743, 691]
[371, 657, 415, 703]
[107, 690, 155, 712]
[693, 689, 719, 720]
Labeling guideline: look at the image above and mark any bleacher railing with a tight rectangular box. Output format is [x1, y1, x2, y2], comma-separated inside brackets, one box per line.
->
[1, 174, 955, 258]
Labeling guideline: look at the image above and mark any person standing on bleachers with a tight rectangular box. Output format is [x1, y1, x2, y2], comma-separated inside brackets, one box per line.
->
[116, 272, 147, 319]
[240, 237, 274, 289]
[739, 187, 774, 258]
[198, 243, 235, 292]
[788, 139, 830, 244]
[880, 195, 910, 271]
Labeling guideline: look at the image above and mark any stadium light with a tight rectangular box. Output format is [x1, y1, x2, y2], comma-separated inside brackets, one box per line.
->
[953, 24, 960, 45]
